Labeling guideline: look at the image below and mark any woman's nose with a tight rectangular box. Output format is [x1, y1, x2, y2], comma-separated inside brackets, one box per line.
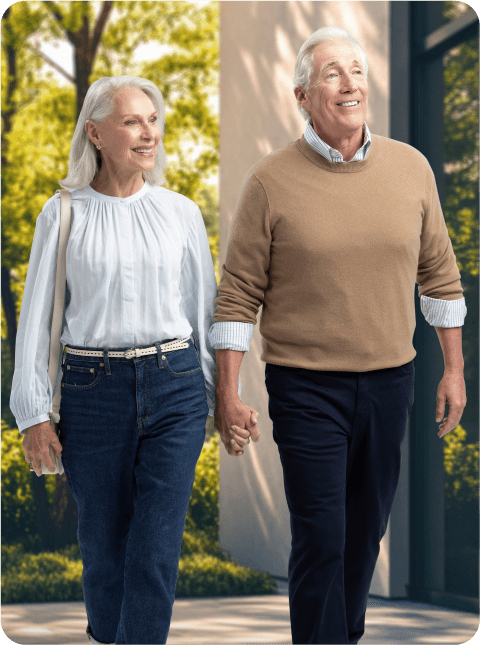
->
[141, 121, 157, 140]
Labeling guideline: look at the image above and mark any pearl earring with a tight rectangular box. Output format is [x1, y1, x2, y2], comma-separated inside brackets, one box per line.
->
[96, 144, 102, 150]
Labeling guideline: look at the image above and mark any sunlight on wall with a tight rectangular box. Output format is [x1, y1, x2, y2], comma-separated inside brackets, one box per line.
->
[220, 0, 391, 580]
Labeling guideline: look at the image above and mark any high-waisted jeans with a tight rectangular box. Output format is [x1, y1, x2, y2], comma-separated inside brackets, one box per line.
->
[58, 337, 208, 645]
[265, 360, 415, 645]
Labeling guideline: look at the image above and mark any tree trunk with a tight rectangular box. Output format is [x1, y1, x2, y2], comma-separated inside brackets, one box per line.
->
[53, 475, 78, 549]
[1, 266, 17, 366]
[31, 472, 54, 552]
[1, 9, 19, 367]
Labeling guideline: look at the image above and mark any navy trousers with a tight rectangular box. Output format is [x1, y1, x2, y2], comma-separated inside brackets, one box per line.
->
[265, 360, 415, 644]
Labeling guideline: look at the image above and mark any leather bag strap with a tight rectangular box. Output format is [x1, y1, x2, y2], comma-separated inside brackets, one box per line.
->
[48, 189, 72, 423]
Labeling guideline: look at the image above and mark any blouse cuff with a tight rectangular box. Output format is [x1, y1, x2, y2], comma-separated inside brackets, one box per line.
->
[208, 321, 255, 352]
[17, 412, 50, 435]
[420, 296, 467, 327]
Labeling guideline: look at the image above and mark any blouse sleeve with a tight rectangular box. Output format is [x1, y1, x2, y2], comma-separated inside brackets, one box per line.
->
[180, 205, 218, 416]
[10, 198, 63, 434]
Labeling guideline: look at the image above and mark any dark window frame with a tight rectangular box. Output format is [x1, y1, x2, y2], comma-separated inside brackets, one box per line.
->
[390, 1, 479, 614]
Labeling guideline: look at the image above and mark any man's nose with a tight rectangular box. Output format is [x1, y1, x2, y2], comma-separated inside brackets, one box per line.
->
[341, 76, 358, 93]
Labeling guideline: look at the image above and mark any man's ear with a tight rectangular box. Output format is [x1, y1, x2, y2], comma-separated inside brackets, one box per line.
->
[294, 86, 309, 110]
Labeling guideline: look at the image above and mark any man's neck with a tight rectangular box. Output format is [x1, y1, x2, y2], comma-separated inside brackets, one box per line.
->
[311, 122, 365, 162]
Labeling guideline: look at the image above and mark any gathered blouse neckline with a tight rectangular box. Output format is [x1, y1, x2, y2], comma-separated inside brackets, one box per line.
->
[82, 181, 151, 204]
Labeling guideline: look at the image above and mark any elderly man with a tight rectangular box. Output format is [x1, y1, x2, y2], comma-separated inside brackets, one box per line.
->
[209, 27, 467, 644]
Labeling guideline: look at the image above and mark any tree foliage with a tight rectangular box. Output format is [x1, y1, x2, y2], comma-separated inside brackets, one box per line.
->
[443, 424, 479, 506]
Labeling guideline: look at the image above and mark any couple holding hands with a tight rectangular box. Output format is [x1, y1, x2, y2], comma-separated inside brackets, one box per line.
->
[11, 27, 466, 645]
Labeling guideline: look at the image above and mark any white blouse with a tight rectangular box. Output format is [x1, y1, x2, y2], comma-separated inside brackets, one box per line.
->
[10, 182, 217, 433]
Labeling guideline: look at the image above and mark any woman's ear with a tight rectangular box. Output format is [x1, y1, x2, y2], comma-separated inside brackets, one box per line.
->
[85, 120, 101, 147]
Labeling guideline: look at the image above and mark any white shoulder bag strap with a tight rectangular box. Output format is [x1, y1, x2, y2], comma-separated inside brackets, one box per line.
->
[48, 189, 72, 425]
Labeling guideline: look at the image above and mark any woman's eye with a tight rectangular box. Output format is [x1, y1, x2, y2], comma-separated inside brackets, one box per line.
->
[327, 73, 337, 79]
[150, 117, 157, 123]
[126, 120, 136, 125]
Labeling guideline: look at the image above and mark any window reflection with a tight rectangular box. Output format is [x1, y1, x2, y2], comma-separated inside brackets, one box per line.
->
[442, 35, 479, 599]
[425, 1, 474, 34]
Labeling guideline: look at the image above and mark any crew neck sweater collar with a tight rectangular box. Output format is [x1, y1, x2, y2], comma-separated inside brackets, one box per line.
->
[296, 134, 380, 173]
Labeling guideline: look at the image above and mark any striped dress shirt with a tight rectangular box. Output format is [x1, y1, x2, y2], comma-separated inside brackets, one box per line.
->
[208, 123, 466, 353]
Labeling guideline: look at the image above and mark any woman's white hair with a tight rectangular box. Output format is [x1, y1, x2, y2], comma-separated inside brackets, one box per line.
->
[60, 76, 167, 190]
[293, 27, 368, 122]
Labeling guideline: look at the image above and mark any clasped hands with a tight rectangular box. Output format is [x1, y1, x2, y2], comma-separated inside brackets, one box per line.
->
[214, 393, 260, 456]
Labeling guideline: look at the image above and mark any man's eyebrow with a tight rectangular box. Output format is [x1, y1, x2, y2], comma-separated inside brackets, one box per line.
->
[320, 59, 361, 72]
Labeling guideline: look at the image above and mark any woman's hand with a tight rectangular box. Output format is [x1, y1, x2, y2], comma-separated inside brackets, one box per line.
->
[214, 393, 260, 457]
[22, 421, 63, 476]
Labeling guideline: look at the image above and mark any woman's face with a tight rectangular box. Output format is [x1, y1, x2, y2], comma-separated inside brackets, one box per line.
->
[88, 86, 161, 180]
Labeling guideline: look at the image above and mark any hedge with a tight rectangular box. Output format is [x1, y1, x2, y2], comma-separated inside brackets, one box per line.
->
[2, 537, 276, 604]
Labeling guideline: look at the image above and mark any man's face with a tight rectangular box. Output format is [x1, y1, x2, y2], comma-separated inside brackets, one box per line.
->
[298, 40, 368, 140]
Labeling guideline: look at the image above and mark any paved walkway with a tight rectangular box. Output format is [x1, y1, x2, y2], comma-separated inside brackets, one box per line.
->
[2, 587, 479, 645]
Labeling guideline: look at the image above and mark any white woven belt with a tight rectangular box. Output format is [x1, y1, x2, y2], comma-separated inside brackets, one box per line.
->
[65, 337, 191, 359]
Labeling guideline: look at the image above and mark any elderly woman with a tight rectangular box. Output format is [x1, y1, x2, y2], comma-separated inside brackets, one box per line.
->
[10, 76, 220, 645]
[211, 27, 467, 645]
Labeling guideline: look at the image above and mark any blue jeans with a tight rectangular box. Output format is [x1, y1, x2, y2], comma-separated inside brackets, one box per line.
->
[265, 360, 415, 644]
[58, 338, 208, 645]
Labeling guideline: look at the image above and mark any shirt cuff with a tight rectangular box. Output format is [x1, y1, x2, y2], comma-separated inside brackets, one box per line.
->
[17, 413, 51, 435]
[420, 296, 467, 327]
[208, 321, 255, 352]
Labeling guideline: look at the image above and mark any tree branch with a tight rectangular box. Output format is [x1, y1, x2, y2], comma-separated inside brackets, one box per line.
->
[91, 1, 114, 55]
[27, 42, 75, 84]
[43, 0, 64, 27]
[43, 0, 79, 47]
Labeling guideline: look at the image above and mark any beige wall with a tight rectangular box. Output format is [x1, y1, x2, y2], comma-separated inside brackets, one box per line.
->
[219, 1, 408, 596]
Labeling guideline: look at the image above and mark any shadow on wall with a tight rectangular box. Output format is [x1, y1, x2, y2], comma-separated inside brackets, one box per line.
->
[221, 0, 389, 181]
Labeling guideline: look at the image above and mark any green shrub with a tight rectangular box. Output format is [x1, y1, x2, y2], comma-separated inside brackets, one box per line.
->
[176, 554, 277, 597]
[185, 433, 219, 541]
[1, 547, 83, 603]
[1, 543, 26, 572]
[2, 538, 277, 603]
[180, 529, 225, 559]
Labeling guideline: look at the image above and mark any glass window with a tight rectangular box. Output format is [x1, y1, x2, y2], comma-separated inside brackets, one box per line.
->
[441, 34, 479, 598]
[424, 1, 475, 35]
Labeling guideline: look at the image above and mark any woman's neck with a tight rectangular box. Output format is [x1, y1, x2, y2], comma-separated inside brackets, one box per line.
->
[90, 168, 145, 198]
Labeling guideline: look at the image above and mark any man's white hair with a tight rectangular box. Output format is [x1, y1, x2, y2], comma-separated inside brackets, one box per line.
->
[293, 27, 368, 122]
[60, 76, 167, 190]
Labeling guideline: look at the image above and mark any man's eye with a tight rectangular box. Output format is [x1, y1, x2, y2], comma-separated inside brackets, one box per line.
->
[327, 73, 337, 79]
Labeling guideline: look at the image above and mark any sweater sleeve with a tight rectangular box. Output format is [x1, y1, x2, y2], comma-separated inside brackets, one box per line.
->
[10, 200, 62, 434]
[214, 172, 272, 324]
[416, 166, 463, 300]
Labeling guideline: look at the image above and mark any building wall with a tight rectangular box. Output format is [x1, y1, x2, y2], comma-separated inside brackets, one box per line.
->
[219, 0, 408, 596]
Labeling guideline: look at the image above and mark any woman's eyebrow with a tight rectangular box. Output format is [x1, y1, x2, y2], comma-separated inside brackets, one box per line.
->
[120, 111, 158, 118]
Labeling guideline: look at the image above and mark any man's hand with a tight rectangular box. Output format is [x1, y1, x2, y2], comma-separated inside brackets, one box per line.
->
[214, 392, 260, 456]
[22, 421, 63, 475]
[436, 369, 467, 438]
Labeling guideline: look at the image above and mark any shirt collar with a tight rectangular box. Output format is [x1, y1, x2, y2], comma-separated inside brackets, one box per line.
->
[304, 121, 372, 163]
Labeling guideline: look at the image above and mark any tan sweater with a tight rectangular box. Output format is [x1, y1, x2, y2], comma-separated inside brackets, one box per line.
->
[214, 135, 463, 371]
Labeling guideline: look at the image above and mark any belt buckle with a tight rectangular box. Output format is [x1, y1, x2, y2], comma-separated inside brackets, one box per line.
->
[124, 349, 136, 359]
